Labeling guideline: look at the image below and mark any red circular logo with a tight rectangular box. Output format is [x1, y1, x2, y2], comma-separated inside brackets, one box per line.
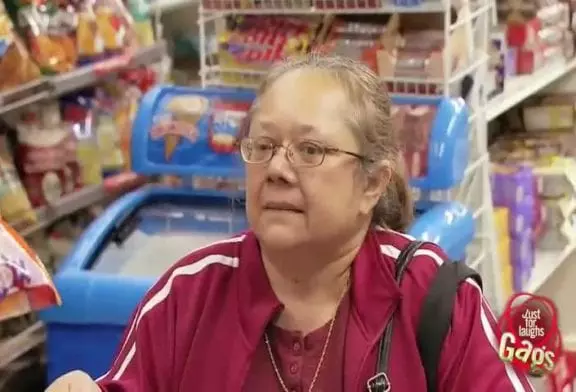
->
[498, 293, 563, 376]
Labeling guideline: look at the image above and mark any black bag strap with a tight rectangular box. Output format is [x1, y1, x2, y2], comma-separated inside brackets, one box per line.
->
[367, 240, 423, 392]
[367, 241, 483, 392]
[416, 261, 482, 392]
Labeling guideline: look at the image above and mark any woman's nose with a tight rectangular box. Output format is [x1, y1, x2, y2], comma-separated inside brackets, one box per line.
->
[266, 146, 297, 183]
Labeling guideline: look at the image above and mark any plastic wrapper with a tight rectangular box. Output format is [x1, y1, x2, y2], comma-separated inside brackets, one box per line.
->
[16, 1, 78, 74]
[0, 217, 61, 321]
[93, 0, 138, 54]
[218, 16, 320, 75]
[76, 1, 106, 64]
[0, 134, 36, 227]
[61, 92, 103, 186]
[16, 103, 79, 208]
[396, 105, 435, 178]
[94, 88, 125, 173]
[0, 2, 41, 91]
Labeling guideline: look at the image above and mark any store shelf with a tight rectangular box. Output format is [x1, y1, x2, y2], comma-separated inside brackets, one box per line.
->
[17, 185, 108, 238]
[149, 0, 196, 12]
[525, 241, 576, 293]
[0, 321, 44, 370]
[12, 173, 146, 238]
[486, 58, 576, 121]
[0, 41, 167, 115]
[199, 0, 445, 15]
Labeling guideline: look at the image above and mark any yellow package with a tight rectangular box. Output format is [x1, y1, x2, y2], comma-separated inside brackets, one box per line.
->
[493, 207, 509, 238]
[0, 135, 36, 227]
[501, 264, 514, 299]
[498, 235, 511, 267]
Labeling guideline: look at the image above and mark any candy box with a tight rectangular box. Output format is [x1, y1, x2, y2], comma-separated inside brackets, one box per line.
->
[0, 217, 60, 321]
[507, 195, 538, 237]
[510, 232, 535, 291]
[491, 164, 537, 207]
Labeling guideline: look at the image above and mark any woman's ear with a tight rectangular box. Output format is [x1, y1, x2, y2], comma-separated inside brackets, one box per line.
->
[360, 161, 392, 215]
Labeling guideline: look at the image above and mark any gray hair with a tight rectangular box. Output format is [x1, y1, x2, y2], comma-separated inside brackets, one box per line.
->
[251, 53, 414, 232]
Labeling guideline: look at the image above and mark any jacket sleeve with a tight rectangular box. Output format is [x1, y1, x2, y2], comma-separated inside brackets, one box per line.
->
[95, 279, 176, 392]
[438, 279, 535, 392]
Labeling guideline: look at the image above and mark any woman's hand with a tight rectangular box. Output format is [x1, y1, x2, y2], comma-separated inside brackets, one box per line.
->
[45, 370, 101, 392]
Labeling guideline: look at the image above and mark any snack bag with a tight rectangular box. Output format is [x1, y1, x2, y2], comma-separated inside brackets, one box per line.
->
[62, 94, 103, 186]
[0, 217, 61, 321]
[76, 2, 105, 65]
[0, 134, 36, 227]
[94, 0, 137, 54]
[0, 2, 41, 91]
[17, 1, 78, 74]
[16, 105, 71, 207]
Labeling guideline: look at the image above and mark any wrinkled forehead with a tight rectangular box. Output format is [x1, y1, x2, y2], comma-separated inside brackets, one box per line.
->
[251, 69, 358, 145]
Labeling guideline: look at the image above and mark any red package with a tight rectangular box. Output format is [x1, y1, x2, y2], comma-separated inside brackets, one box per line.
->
[16, 110, 73, 207]
[399, 105, 435, 178]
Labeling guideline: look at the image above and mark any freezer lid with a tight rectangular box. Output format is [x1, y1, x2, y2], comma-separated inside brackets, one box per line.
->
[131, 86, 256, 178]
[90, 202, 248, 278]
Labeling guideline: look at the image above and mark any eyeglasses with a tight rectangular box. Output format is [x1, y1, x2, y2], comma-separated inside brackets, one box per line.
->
[239, 136, 367, 167]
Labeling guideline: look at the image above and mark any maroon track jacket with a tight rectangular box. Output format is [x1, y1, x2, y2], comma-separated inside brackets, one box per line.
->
[96, 229, 535, 391]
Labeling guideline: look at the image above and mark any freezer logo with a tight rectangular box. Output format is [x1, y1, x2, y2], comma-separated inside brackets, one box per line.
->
[498, 293, 562, 377]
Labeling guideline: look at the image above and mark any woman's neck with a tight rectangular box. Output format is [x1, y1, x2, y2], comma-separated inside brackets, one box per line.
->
[261, 230, 365, 333]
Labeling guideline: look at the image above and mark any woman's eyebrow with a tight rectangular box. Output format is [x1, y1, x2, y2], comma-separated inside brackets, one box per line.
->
[257, 119, 319, 136]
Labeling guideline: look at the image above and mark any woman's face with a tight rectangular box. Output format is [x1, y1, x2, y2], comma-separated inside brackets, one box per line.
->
[245, 69, 383, 250]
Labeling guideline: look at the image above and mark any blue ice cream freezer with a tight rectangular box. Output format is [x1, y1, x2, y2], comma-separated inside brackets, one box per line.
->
[40, 87, 474, 382]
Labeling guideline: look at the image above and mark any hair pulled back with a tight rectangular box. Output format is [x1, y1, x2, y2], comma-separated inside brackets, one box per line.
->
[252, 53, 414, 232]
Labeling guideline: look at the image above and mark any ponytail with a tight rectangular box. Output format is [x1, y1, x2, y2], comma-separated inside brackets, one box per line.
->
[371, 167, 414, 232]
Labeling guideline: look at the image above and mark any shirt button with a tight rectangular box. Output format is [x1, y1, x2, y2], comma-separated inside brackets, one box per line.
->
[289, 362, 299, 374]
[292, 341, 302, 354]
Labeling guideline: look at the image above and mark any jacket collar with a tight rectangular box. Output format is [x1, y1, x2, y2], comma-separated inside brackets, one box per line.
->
[236, 230, 402, 348]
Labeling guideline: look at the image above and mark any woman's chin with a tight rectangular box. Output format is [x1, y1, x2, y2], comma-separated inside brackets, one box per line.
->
[255, 224, 307, 250]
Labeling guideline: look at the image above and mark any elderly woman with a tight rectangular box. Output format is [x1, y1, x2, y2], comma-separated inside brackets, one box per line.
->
[47, 55, 533, 392]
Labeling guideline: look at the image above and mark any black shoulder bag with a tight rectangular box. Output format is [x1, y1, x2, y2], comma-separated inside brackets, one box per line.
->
[367, 241, 483, 392]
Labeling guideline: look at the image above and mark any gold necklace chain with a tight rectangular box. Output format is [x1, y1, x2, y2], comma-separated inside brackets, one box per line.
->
[264, 312, 337, 392]
[264, 279, 349, 392]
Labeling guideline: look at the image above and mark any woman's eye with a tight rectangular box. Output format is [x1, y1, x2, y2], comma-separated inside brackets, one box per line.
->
[297, 142, 323, 155]
[254, 142, 273, 151]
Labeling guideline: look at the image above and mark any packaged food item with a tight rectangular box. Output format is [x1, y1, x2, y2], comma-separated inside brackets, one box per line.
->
[0, 134, 36, 227]
[76, 2, 105, 65]
[94, 93, 124, 173]
[62, 93, 103, 186]
[398, 105, 435, 178]
[93, 0, 137, 55]
[17, 1, 78, 74]
[16, 104, 75, 207]
[218, 16, 321, 84]
[125, 0, 154, 47]
[0, 217, 61, 321]
[0, 2, 41, 91]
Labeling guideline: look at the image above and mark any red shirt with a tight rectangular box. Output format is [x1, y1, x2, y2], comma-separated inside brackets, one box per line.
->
[243, 293, 350, 392]
[96, 229, 534, 391]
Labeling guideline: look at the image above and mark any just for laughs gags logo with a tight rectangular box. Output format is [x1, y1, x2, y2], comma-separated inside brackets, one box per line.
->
[498, 293, 563, 376]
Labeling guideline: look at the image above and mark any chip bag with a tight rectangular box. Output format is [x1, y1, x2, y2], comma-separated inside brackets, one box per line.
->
[0, 218, 61, 321]
[17, 1, 78, 74]
[0, 134, 36, 227]
[0, 1, 41, 91]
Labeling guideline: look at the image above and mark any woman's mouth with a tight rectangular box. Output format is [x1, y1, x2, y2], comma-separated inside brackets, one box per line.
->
[263, 202, 304, 213]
